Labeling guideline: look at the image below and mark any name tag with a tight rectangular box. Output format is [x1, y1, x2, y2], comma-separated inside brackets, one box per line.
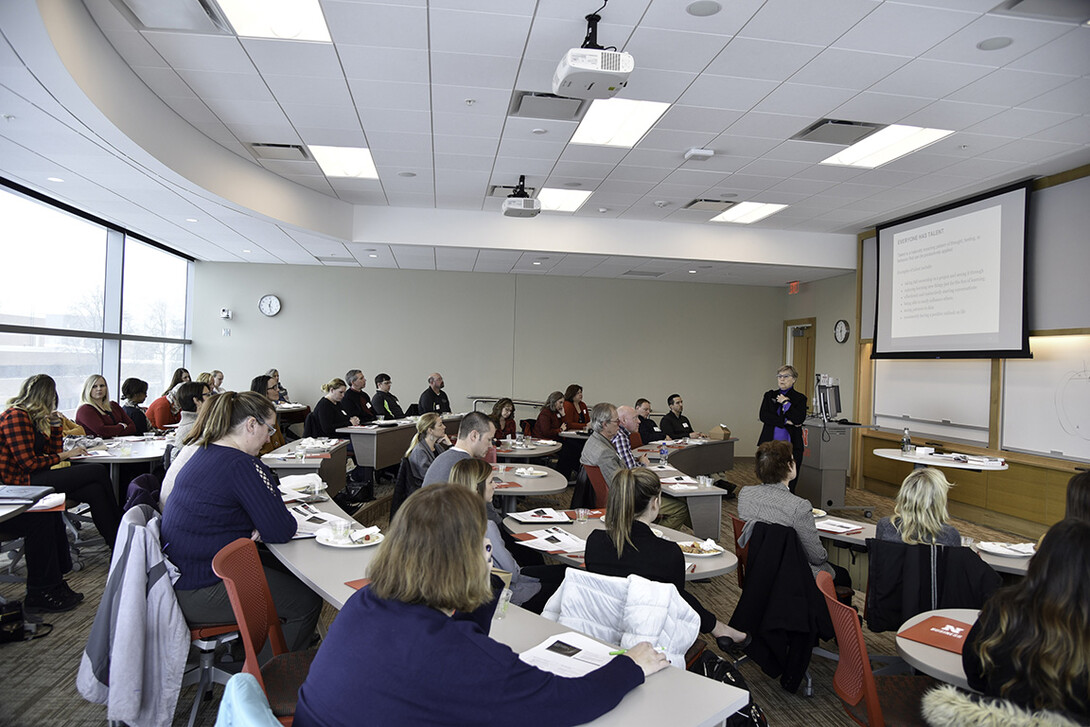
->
[653, 427, 661, 432]
[683, 423, 691, 429]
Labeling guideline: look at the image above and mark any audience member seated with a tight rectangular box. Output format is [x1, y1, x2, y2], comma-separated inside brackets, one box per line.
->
[196, 372, 215, 389]
[533, 390, 567, 439]
[120, 377, 150, 435]
[876, 467, 961, 546]
[422, 411, 494, 487]
[342, 369, 376, 424]
[449, 458, 565, 614]
[146, 382, 184, 430]
[757, 366, 806, 492]
[265, 368, 290, 404]
[0, 374, 120, 549]
[160, 402, 213, 506]
[75, 375, 136, 438]
[161, 391, 321, 651]
[585, 468, 749, 656]
[169, 381, 212, 464]
[292, 484, 667, 727]
[418, 372, 451, 415]
[2, 510, 83, 613]
[738, 440, 850, 588]
[1065, 471, 1090, 523]
[659, 393, 704, 440]
[580, 402, 623, 487]
[962, 518, 1090, 724]
[561, 384, 589, 430]
[405, 414, 451, 490]
[614, 406, 689, 531]
[210, 369, 225, 394]
[371, 373, 403, 419]
[634, 398, 666, 443]
[165, 367, 191, 392]
[249, 375, 286, 455]
[489, 398, 516, 442]
[311, 378, 360, 437]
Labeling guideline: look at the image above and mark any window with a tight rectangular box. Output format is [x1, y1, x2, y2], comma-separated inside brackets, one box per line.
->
[0, 181, 192, 413]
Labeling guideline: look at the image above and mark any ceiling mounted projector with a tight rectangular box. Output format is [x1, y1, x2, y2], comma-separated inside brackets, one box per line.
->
[503, 175, 540, 218]
[552, 3, 633, 100]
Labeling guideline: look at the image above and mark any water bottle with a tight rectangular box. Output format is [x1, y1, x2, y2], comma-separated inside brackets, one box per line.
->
[901, 427, 912, 454]
[659, 443, 669, 467]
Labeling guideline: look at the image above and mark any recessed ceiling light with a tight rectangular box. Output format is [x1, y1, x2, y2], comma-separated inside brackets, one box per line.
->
[598, 207, 609, 213]
[688, 269, 697, 274]
[309, 145, 379, 179]
[368, 254, 378, 258]
[242, 249, 252, 253]
[976, 37, 1013, 51]
[46, 177, 64, 182]
[562, 182, 583, 188]
[571, 98, 670, 148]
[397, 171, 416, 178]
[820, 124, 953, 168]
[538, 188, 593, 213]
[686, 1, 722, 17]
[532, 261, 542, 265]
[531, 128, 548, 135]
[710, 202, 788, 224]
[216, 0, 331, 41]
[185, 217, 198, 223]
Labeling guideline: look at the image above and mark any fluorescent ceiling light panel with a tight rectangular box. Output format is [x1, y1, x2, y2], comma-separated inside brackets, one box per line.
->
[537, 188, 593, 212]
[309, 146, 379, 178]
[570, 98, 670, 148]
[710, 202, 787, 224]
[820, 125, 953, 168]
[216, 0, 331, 42]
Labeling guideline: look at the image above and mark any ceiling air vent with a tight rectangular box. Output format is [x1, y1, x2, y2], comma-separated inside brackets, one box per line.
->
[508, 92, 587, 121]
[488, 184, 536, 198]
[622, 270, 664, 278]
[792, 119, 883, 146]
[315, 256, 358, 265]
[250, 143, 310, 162]
[990, 0, 1090, 23]
[684, 199, 735, 212]
[112, 0, 232, 33]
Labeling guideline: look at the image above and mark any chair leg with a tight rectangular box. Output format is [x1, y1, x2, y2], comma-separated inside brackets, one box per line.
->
[801, 669, 813, 697]
[182, 637, 240, 727]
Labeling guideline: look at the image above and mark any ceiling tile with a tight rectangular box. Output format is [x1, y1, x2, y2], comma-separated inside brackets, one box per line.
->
[358, 108, 432, 134]
[922, 14, 1072, 66]
[866, 57, 992, 98]
[347, 79, 430, 112]
[619, 68, 698, 103]
[740, 0, 880, 46]
[833, 3, 977, 56]
[430, 85, 510, 115]
[1019, 77, 1090, 115]
[140, 32, 253, 73]
[434, 152, 494, 172]
[281, 103, 362, 131]
[900, 99, 1004, 130]
[428, 9, 532, 57]
[977, 138, 1082, 164]
[637, 128, 717, 153]
[176, 69, 271, 102]
[792, 49, 910, 90]
[623, 27, 729, 73]
[946, 68, 1074, 107]
[721, 114, 812, 142]
[966, 107, 1077, 138]
[323, 1, 428, 49]
[338, 46, 430, 82]
[831, 91, 933, 124]
[1027, 114, 1090, 144]
[434, 134, 497, 156]
[1006, 28, 1090, 76]
[751, 83, 858, 117]
[706, 37, 823, 81]
[656, 105, 742, 134]
[241, 38, 342, 78]
[432, 110, 505, 139]
[430, 51, 520, 89]
[678, 75, 780, 112]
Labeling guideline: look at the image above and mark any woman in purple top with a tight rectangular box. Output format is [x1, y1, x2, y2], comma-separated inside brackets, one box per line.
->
[294, 484, 669, 727]
[758, 365, 807, 493]
[161, 391, 321, 651]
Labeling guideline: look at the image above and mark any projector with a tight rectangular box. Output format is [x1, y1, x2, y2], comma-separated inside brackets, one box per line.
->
[552, 48, 634, 100]
[502, 197, 541, 218]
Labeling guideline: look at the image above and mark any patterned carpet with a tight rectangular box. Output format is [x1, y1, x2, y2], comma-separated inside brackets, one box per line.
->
[0, 461, 1023, 726]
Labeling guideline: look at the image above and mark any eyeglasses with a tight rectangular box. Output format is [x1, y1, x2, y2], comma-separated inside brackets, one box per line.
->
[259, 420, 277, 435]
[776, 374, 795, 379]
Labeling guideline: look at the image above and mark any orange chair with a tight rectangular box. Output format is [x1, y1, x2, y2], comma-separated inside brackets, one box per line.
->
[730, 515, 748, 589]
[183, 623, 241, 727]
[628, 431, 643, 449]
[584, 465, 610, 509]
[212, 538, 317, 726]
[816, 570, 934, 727]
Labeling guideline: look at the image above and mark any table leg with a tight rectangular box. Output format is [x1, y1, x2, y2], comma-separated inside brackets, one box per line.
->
[686, 496, 723, 541]
[501, 495, 517, 514]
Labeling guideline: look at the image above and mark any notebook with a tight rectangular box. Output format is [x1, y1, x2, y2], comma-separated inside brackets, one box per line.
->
[897, 615, 973, 654]
[0, 485, 55, 504]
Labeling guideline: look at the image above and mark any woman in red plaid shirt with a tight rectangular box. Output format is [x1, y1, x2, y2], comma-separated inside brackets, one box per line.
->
[0, 374, 120, 549]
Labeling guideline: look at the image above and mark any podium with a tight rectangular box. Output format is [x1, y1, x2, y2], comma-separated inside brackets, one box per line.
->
[799, 421, 854, 509]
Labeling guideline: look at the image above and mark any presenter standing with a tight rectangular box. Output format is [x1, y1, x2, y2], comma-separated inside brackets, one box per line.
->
[758, 365, 807, 493]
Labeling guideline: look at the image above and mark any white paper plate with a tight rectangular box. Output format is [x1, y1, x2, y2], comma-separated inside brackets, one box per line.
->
[314, 528, 383, 548]
[812, 508, 827, 518]
[977, 541, 1033, 558]
[514, 470, 548, 478]
[651, 528, 664, 538]
[677, 541, 724, 558]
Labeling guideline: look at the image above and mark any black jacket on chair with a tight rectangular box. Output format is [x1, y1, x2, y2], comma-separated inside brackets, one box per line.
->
[728, 522, 833, 693]
[865, 538, 1002, 633]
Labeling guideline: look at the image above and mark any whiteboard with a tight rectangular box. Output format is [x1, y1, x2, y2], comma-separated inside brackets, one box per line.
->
[1002, 335, 1090, 462]
[873, 358, 991, 443]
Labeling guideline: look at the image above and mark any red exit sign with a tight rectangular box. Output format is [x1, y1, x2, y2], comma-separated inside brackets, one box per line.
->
[787, 281, 800, 294]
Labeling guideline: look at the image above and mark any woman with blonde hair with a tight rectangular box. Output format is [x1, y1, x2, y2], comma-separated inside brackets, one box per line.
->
[963, 518, 1090, 721]
[877, 467, 961, 546]
[161, 391, 320, 651]
[293, 484, 666, 726]
[75, 374, 136, 438]
[391, 413, 450, 517]
[586, 467, 749, 655]
[310, 378, 359, 438]
[0, 374, 120, 548]
[210, 370, 225, 394]
[448, 458, 566, 613]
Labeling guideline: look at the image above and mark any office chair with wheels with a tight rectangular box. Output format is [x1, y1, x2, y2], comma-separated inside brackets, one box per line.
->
[730, 515, 748, 589]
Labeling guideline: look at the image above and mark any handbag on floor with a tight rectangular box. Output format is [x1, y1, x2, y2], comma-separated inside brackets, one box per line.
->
[0, 600, 52, 643]
[689, 650, 768, 727]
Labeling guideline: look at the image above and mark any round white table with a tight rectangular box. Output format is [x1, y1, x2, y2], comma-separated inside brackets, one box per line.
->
[896, 607, 980, 691]
[873, 448, 1008, 471]
[491, 463, 568, 512]
[503, 515, 738, 581]
[71, 437, 169, 497]
[494, 438, 562, 460]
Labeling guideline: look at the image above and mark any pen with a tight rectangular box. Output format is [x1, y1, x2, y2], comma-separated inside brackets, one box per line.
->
[609, 646, 666, 655]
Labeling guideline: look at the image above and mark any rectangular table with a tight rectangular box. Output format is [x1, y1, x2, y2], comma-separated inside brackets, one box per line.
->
[635, 440, 738, 541]
[338, 414, 463, 470]
[262, 439, 349, 497]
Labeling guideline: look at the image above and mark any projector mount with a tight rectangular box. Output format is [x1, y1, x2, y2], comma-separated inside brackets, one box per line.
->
[508, 175, 530, 199]
[581, 1, 618, 52]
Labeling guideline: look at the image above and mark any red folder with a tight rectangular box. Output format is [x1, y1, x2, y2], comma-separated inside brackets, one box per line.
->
[344, 577, 371, 590]
[493, 482, 521, 489]
[897, 615, 973, 654]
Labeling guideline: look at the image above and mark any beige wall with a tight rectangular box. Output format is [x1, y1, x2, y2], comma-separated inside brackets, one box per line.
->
[783, 272, 858, 418]
[190, 262, 833, 447]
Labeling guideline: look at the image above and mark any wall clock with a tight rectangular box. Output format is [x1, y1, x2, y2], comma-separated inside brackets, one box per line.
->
[834, 319, 850, 344]
[258, 294, 282, 317]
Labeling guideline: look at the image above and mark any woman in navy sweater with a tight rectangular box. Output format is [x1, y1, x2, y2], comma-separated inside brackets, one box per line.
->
[161, 391, 321, 651]
[294, 484, 668, 727]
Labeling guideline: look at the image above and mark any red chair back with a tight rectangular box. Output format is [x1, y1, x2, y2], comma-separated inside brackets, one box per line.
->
[817, 570, 885, 727]
[584, 465, 610, 509]
[212, 538, 288, 692]
[628, 431, 643, 449]
[484, 445, 497, 464]
[730, 515, 748, 589]
[520, 419, 535, 437]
